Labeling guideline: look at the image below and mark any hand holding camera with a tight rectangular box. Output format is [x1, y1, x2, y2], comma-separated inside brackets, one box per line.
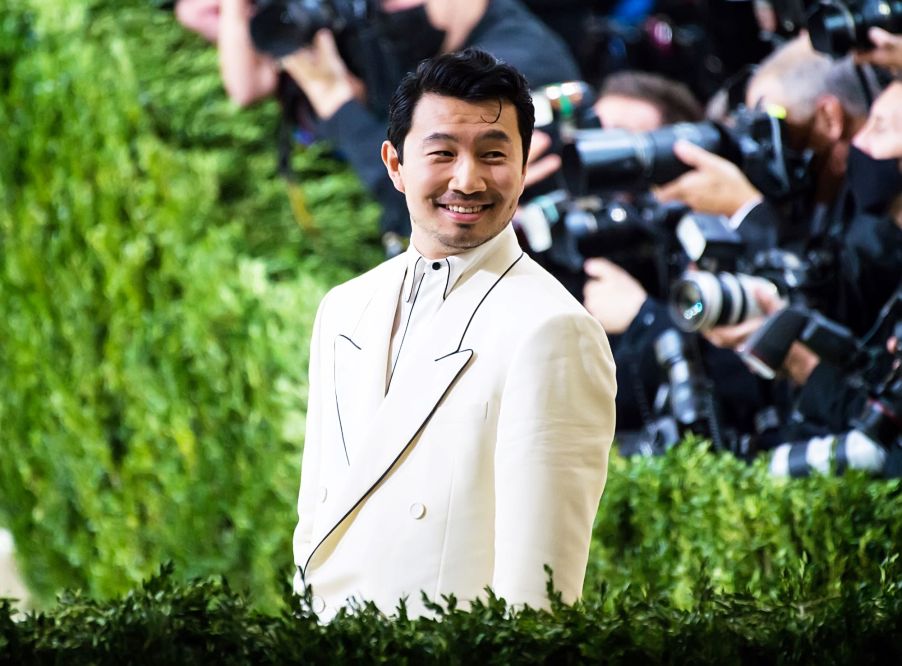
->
[852, 26, 902, 70]
[280, 28, 360, 118]
[654, 140, 764, 218]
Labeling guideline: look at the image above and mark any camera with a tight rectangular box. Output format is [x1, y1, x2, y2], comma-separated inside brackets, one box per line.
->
[617, 328, 739, 456]
[670, 271, 780, 333]
[736, 292, 902, 477]
[250, 0, 373, 58]
[561, 106, 813, 202]
[516, 190, 690, 299]
[669, 229, 834, 333]
[807, 0, 902, 57]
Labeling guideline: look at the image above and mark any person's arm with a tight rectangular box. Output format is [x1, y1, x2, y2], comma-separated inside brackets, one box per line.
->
[492, 312, 615, 608]
[217, 0, 279, 106]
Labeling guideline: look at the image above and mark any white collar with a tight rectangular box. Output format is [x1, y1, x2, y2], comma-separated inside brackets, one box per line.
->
[401, 224, 515, 303]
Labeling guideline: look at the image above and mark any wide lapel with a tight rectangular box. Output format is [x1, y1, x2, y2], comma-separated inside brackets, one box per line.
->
[332, 257, 406, 465]
[307, 231, 525, 570]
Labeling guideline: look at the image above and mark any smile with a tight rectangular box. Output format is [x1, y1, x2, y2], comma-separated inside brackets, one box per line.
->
[437, 203, 493, 214]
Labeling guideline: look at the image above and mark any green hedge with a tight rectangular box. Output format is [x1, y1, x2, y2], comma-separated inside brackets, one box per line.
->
[0, 0, 380, 611]
[1, 0, 901, 633]
[2, 563, 901, 664]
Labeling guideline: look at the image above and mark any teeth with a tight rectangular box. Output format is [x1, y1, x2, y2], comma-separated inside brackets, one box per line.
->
[446, 205, 484, 214]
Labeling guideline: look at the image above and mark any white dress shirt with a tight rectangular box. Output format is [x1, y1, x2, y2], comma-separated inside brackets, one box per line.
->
[386, 225, 516, 393]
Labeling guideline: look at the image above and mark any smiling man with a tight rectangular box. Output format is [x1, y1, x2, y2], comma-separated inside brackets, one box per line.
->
[292, 49, 616, 621]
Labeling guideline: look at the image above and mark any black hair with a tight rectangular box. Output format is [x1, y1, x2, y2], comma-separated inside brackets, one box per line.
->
[386, 48, 535, 166]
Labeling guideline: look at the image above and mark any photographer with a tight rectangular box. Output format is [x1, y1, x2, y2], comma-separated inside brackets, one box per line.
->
[582, 72, 705, 337]
[656, 35, 902, 341]
[176, 0, 581, 252]
[573, 74, 756, 436]
[784, 80, 902, 435]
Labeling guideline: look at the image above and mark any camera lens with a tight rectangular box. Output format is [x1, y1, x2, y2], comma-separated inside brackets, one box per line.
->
[562, 122, 722, 195]
[670, 272, 723, 332]
[670, 271, 776, 332]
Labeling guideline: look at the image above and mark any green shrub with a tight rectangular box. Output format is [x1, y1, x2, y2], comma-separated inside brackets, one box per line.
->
[588, 440, 902, 608]
[2, 563, 901, 665]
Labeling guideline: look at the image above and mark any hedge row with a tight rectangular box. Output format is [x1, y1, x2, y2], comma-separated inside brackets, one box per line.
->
[2, 562, 901, 665]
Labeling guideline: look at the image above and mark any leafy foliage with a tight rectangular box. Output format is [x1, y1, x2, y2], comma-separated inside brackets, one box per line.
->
[588, 440, 902, 608]
[0, 0, 379, 611]
[1, 562, 901, 664]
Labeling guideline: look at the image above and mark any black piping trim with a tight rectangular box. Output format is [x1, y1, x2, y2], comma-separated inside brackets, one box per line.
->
[333, 334, 360, 467]
[388, 272, 425, 390]
[454, 252, 524, 352]
[442, 257, 451, 300]
[304, 352, 472, 575]
[405, 256, 424, 303]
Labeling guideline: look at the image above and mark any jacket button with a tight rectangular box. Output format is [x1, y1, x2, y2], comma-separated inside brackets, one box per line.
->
[319, 487, 328, 503]
[409, 502, 426, 519]
[312, 596, 326, 614]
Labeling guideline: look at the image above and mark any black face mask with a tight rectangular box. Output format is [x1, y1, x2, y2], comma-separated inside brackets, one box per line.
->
[846, 143, 902, 215]
[375, 6, 446, 73]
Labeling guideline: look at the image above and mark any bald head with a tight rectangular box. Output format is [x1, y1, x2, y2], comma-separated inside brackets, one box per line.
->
[746, 35, 870, 124]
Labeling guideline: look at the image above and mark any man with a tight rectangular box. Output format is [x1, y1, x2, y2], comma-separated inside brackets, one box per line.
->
[175, 0, 581, 250]
[293, 49, 616, 620]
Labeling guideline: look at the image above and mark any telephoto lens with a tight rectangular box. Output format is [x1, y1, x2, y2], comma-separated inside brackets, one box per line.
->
[669, 271, 780, 333]
[768, 430, 888, 477]
[561, 122, 723, 195]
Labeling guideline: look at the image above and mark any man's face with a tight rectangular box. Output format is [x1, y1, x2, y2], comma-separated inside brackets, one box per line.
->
[593, 94, 663, 132]
[382, 93, 527, 259]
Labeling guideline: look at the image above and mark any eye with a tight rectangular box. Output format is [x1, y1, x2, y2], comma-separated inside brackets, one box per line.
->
[429, 150, 454, 158]
[483, 151, 506, 160]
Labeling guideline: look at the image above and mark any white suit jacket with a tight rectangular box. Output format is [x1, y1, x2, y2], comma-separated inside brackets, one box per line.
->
[293, 227, 616, 620]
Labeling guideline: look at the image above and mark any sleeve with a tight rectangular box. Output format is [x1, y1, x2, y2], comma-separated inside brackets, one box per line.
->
[731, 199, 780, 255]
[316, 101, 410, 236]
[794, 361, 867, 432]
[835, 212, 902, 336]
[467, 0, 581, 88]
[292, 292, 330, 591]
[491, 311, 616, 608]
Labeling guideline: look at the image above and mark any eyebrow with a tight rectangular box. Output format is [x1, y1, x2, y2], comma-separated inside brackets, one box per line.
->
[422, 129, 513, 145]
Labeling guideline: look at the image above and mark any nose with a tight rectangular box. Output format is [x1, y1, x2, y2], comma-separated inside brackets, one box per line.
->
[449, 155, 487, 195]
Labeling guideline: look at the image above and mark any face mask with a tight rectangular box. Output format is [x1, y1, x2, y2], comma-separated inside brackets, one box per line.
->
[846, 143, 902, 215]
[375, 5, 446, 73]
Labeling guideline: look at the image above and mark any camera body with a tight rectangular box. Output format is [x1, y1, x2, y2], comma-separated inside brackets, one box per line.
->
[668, 210, 833, 333]
[250, 0, 373, 58]
[807, 0, 902, 57]
[765, 299, 902, 477]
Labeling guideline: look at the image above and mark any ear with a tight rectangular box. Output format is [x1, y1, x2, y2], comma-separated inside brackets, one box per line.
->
[381, 140, 405, 194]
[812, 95, 846, 143]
